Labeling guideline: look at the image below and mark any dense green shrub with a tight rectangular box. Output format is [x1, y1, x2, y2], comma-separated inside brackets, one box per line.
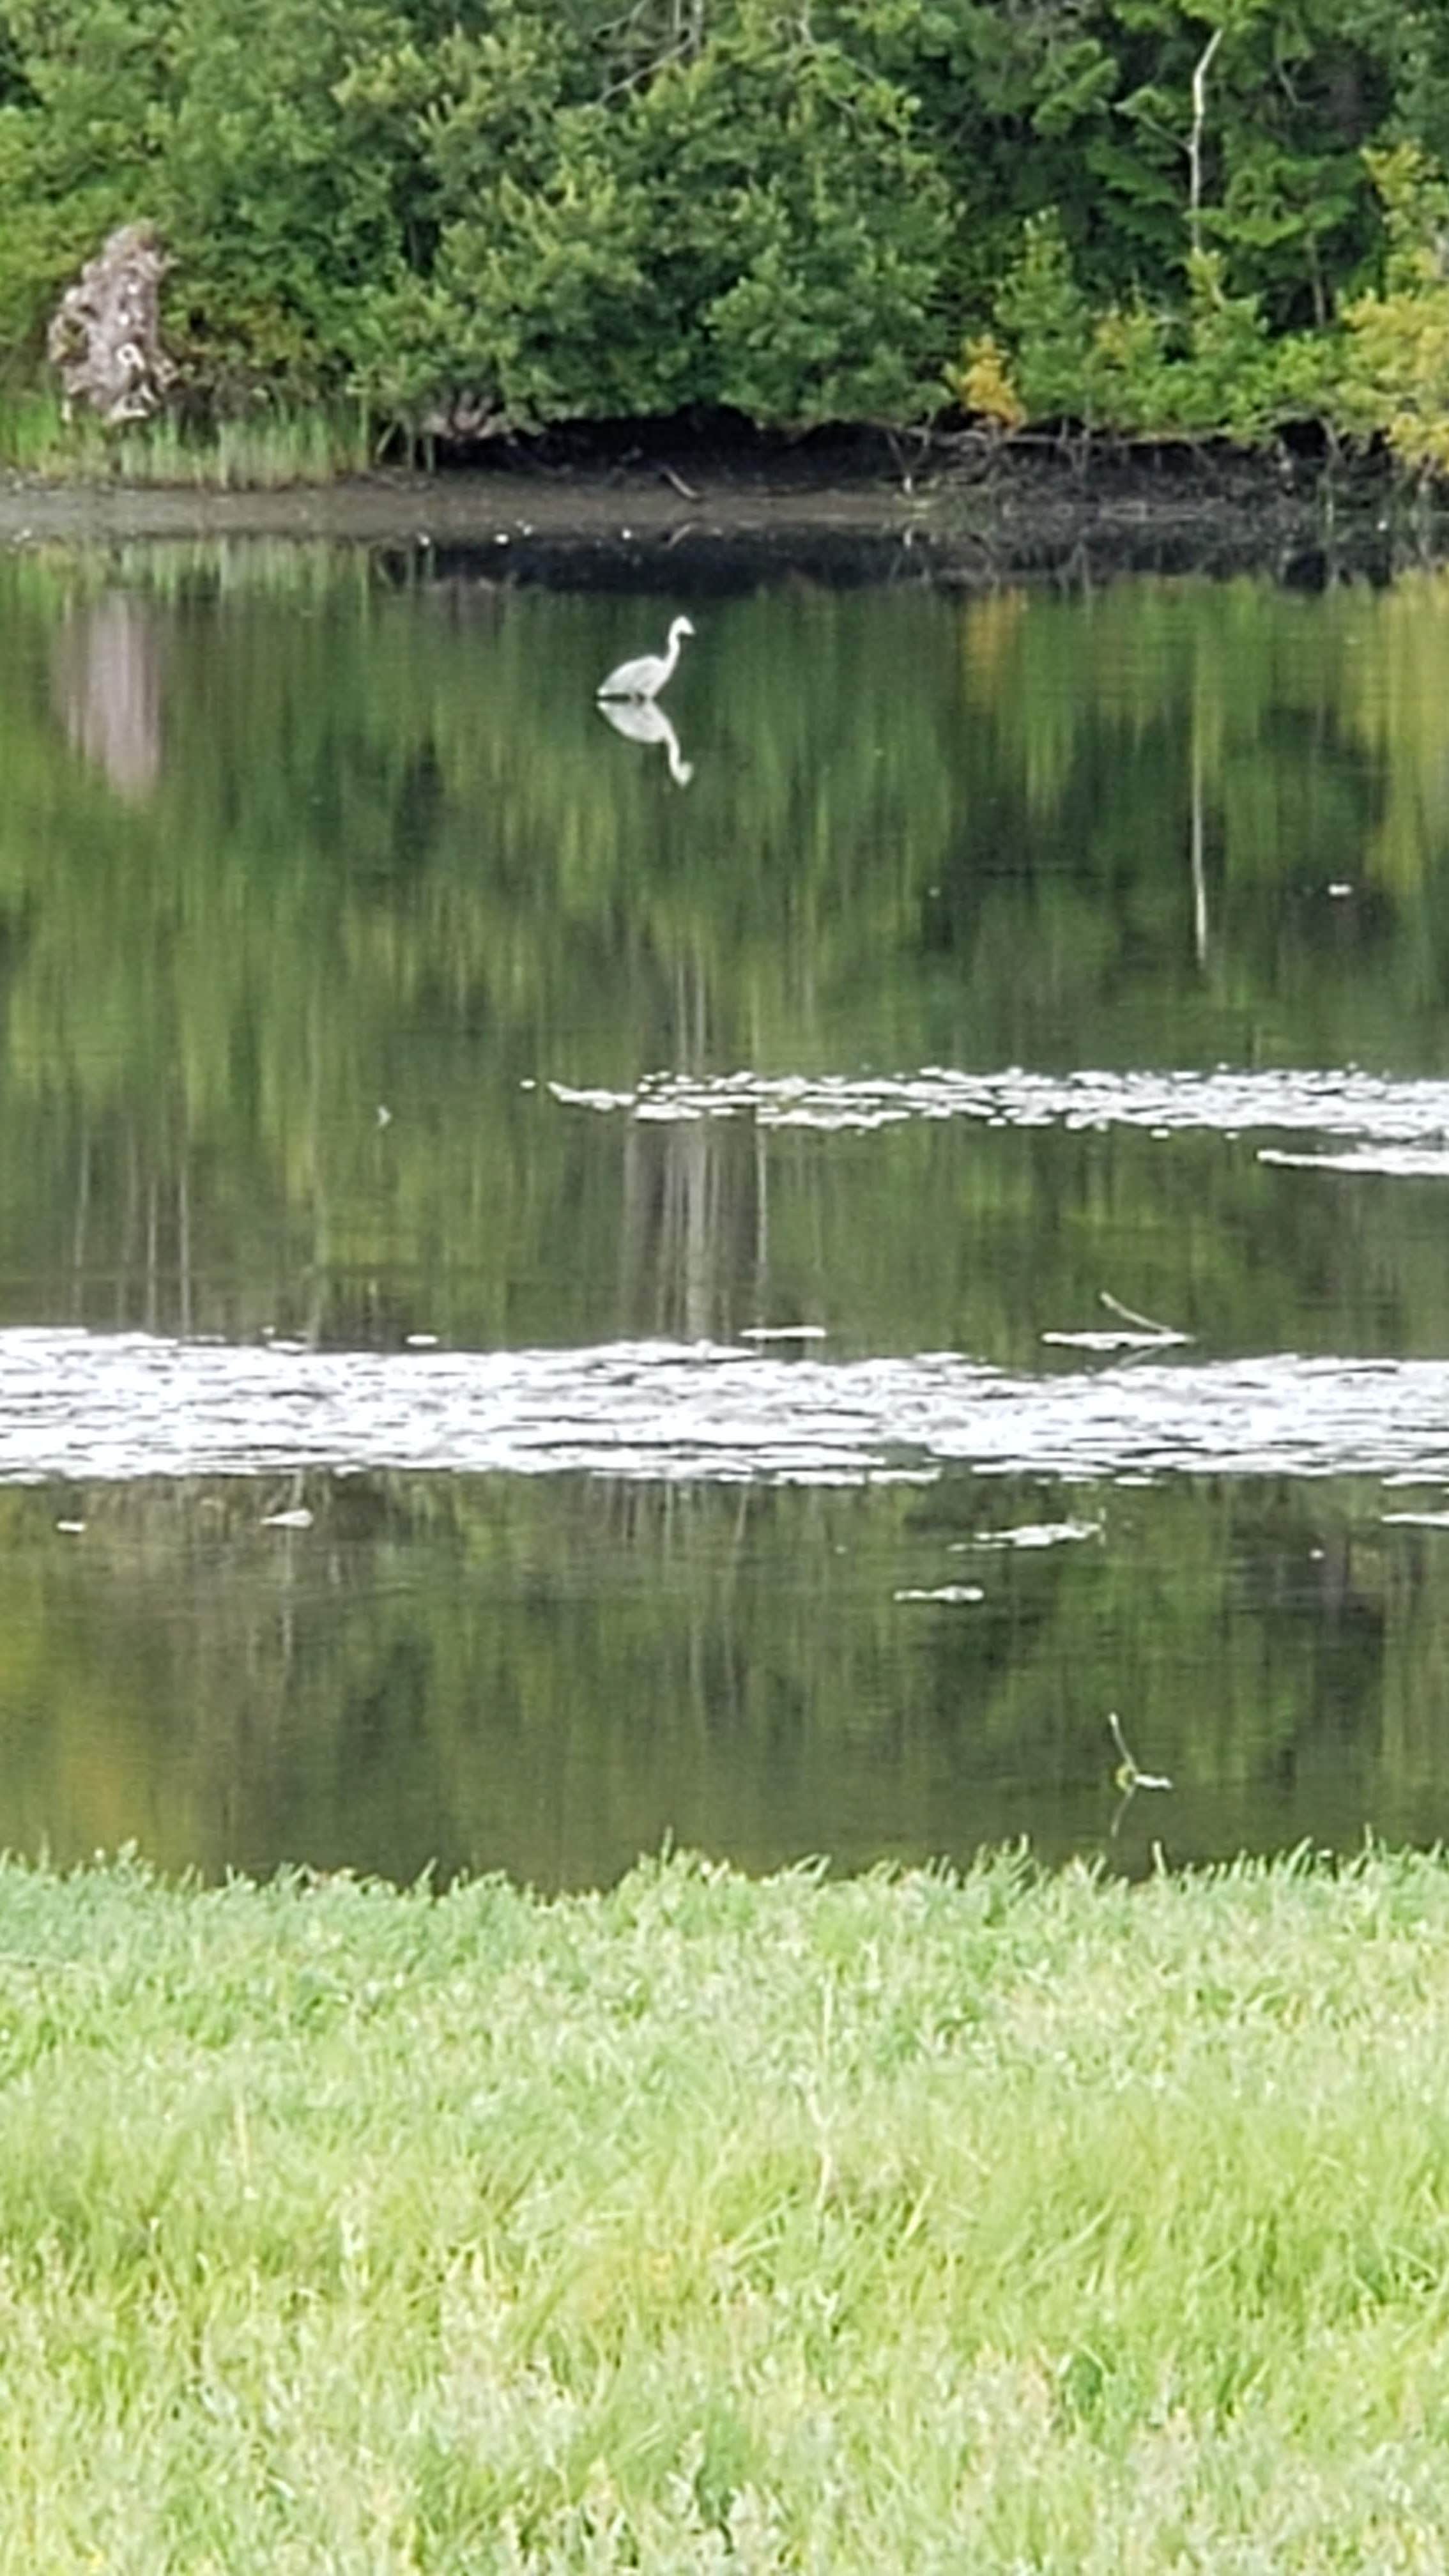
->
[4, 0, 1449, 457]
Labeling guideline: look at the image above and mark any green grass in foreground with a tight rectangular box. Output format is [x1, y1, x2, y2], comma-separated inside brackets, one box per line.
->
[3, 1847, 1449, 2570]
[0, 392, 372, 486]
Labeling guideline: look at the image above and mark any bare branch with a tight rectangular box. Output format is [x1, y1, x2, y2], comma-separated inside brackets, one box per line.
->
[1188, 26, 1224, 256]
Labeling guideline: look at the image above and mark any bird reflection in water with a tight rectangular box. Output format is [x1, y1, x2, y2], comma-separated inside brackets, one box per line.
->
[596, 694, 694, 787]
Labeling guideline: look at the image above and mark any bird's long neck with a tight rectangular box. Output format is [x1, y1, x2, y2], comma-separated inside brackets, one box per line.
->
[662, 622, 684, 682]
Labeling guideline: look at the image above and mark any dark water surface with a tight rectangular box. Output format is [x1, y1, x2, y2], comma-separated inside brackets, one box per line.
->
[3, 533, 1449, 1882]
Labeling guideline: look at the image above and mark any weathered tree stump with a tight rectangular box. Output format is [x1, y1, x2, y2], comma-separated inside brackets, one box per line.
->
[419, 390, 509, 444]
[47, 223, 174, 426]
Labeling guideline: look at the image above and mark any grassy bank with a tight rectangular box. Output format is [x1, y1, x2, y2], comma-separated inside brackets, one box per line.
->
[3, 1846, 1449, 2569]
[0, 395, 372, 488]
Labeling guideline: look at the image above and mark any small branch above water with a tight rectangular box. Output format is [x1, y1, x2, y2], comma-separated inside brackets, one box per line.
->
[1041, 1291, 1193, 1353]
[1109, 1709, 1174, 1793]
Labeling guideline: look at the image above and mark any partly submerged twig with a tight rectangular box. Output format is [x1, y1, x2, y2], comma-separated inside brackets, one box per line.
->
[1099, 1290, 1187, 1342]
[1108, 1710, 1174, 1841]
[1108, 1710, 1173, 1793]
[1040, 1289, 1193, 1354]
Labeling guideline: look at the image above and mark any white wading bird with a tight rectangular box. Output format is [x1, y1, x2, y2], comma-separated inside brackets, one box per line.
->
[596, 614, 694, 702]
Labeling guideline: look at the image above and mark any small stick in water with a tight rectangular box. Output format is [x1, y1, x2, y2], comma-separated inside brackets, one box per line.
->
[1099, 1290, 1190, 1342]
[1108, 1710, 1173, 1792]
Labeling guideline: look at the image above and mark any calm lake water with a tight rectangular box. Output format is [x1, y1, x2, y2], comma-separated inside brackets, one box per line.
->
[3, 526, 1449, 1883]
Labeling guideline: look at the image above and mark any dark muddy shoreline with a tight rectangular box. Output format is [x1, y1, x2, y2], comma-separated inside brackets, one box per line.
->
[0, 429, 1423, 586]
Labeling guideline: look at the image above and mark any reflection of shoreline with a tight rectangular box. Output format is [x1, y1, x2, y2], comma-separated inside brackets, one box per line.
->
[53, 594, 162, 799]
[596, 695, 693, 786]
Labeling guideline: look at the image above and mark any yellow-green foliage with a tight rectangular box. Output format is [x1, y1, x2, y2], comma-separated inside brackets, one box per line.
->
[1340, 287, 1449, 473]
[5, 1848, 1449, 2568]
[1339, 148, 1449, 474]
[993, 210, 1093, 420]
[1083, 297, 1170, 434]
[943, 332, 1025, 430]
[983, 224, 1340, 448]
